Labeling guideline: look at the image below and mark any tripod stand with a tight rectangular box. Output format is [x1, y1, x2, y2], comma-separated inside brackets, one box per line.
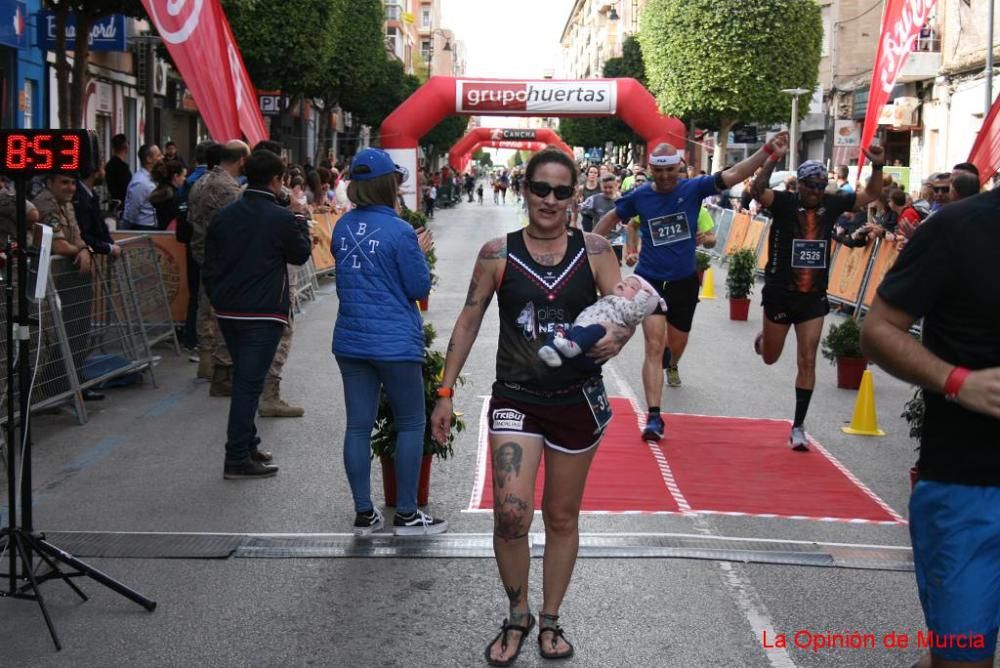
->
[0, 175, 156, 651]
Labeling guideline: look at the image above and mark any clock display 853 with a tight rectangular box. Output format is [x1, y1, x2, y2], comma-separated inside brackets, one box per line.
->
[0, 130, 92, 175]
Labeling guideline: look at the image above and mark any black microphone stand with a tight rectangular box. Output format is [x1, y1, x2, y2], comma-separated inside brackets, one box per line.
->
[0, 175, 156, 651]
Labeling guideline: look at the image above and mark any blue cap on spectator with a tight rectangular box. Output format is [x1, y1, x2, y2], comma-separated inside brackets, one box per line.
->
[350, 148, 407, 181]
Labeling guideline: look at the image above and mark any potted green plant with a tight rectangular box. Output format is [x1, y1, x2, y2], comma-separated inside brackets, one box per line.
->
[725, 247, 756, 320]
[695, 250, 711, 286]
[371, 323, 465, 506]
[821, 317, 867, 389]
[399, 208, 434, 310]
[901, 387, 924, 488]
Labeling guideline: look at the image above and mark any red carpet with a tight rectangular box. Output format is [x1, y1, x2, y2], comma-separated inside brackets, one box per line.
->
[657, 413, 903, 523]
[474, 398, 680, 513]
[470, 398, 903, 523]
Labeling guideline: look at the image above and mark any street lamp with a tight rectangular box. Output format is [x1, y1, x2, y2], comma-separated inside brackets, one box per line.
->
[425, 28, 452, 78]
[608, 3, 619, 21]
[780, 87, 810, 168]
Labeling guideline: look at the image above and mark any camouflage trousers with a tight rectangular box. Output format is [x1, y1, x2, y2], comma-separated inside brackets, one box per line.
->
[197, 276, 293, 378]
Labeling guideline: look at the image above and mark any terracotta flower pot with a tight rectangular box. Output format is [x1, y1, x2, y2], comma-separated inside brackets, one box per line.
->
[729, 297, 751, 321]
[418, 297, 429, 312]
[836, 356, 867, 390]
[697, 269, 705, 286]
[380, 454, 433, 507]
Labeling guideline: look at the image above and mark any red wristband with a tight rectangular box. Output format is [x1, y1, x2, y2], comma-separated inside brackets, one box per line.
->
[763, 143, 775, 156]
[943, 366, 971, 401]
[768, 152, 781, 162]
[436, 386, 454, 399]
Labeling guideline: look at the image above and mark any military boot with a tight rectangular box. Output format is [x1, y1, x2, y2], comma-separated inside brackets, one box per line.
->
[197, 350, 213, 380]
[258, 378, 304, 417]
[209, 365, 232, 397]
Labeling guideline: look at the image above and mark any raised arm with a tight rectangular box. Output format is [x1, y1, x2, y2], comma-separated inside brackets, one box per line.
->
[747, 134, 789, 209]
[719, 131, 789, 189]
[430, 237, 505, 444]
[853, 143, 887, 210]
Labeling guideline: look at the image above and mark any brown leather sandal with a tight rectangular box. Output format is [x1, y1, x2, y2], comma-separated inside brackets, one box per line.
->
[485, 613, 536, 667]
[538, 613, 574, 660]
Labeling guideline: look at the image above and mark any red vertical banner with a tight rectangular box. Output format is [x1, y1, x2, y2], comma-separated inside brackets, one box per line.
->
[141, 0, 267, 144]
[967, 93, 1000, 185]
[858, 0, 937, 169]
[222, 19, 267, 146]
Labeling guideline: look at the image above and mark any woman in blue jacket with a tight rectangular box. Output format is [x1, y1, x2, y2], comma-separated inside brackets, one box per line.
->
[333, 148, 447, 536]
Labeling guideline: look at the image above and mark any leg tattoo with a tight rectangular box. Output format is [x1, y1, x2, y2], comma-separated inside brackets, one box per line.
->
[492, 442, 523, 490]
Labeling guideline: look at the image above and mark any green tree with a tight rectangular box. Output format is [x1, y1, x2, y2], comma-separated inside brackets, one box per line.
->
[640, 0, 822, 171]
[558, 35, 646, 160]
[45, 0, 145, 129]
[328, 0, 393, 116]
[472, 149, 492, 167]
[420, 114, 469, 164]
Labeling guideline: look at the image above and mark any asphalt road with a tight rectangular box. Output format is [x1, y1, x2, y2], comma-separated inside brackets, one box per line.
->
[0, 194, 961, 667]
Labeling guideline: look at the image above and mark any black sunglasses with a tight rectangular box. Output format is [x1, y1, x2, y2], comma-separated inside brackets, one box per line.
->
[933, 186, 950, 193]
[527, 180, 575, 200]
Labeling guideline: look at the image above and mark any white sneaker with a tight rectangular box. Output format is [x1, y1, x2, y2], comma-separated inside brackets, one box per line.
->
[790, 425, 809, 452]
[393, 510, 448, 536]
[552, 334, 582, 358]
[537, 345, 563, 367]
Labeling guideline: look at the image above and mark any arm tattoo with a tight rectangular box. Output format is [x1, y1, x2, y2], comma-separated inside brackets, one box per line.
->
[479, 237, 508, 260]
[749, 161, 777, 201]
[464, 275, 480, 307]
[584, 233, 612, 255]
[447, 337, 456, 354]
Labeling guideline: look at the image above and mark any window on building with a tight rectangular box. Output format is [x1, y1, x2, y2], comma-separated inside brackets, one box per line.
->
[821, 4, 831, 56]
[421, 39, 432, 62]
[420, 6, 431, 28]
[385, 3, 402, 21]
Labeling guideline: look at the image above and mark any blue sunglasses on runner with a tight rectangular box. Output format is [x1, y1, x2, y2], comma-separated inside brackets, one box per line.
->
[527, 180, 575, 200]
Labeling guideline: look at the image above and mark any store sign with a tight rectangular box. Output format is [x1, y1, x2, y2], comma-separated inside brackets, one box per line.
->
[0, 1, 27, 49]
[258, 92, 283, 116]
[457, 80, 616, 115]
[38, 11, 127, 52]
[834, 120, 860, 146]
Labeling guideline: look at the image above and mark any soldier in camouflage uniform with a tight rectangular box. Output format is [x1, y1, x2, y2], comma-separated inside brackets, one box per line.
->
[187, 141, 247, 395]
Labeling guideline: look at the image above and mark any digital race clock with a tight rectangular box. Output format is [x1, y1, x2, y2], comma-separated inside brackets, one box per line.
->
[0, 130, 94, 175]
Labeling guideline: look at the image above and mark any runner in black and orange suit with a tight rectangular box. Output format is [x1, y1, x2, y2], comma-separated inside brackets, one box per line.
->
[749, 141, 885, 451]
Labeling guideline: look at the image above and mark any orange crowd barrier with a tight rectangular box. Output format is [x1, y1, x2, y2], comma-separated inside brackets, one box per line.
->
[722, 212, 751, 257]
[310, 211, 339, 273]
[742, 217, 767, 256]
[861, 240, 900, 309]
[112, 231, 189, 322]
[827, 241, 876, 306]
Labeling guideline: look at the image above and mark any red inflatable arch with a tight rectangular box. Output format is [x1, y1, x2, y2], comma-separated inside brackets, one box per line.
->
[452, 140, 549, 174]
[448, 128, 572, 172]
[380, 76, 685, 209]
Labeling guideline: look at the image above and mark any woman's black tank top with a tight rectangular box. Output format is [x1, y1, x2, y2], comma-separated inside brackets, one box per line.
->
[494, 228, 599, 403]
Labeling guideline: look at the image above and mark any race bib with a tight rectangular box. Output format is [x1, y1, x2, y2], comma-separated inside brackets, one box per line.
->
[792, 239, 827, 269]
[582, 378, 613, 433]
[647, 213, 691, 247]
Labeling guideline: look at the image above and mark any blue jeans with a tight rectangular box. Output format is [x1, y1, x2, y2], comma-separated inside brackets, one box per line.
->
[336, 356, 425, 514]
[218, 319, 284, 463]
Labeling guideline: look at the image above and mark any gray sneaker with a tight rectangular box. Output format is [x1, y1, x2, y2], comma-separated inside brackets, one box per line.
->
[790, 425, 809, 452]
[666, 366, 682, 387]
[353, 507, 385, 536]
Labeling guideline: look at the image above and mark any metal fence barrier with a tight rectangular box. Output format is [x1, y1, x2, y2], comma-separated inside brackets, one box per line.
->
[0, 244, 177, 431]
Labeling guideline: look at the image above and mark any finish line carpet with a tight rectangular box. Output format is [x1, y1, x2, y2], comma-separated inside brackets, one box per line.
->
[471, 398, 902, 523]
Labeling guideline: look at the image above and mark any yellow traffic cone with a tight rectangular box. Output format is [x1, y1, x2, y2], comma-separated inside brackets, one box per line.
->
[841, 370, 886, 436]
[699, 267, 717, 300]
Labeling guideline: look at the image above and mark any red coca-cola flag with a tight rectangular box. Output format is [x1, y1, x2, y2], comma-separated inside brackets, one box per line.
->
[857, 0, 937, 169]
[141, 0, 267, 144]
[967, 93, 1000, 185]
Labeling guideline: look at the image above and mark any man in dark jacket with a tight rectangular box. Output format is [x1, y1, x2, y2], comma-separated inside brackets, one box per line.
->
[204, 150, 311, 480]
[74, 162, 121, 258]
